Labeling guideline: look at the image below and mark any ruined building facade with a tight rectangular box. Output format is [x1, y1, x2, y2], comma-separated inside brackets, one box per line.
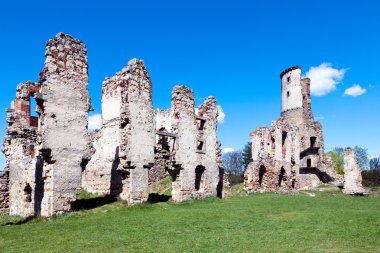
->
[82, 60, 223, 203]
[1, 33, 92, 217]
[0, 34, 224, 217]
[244, 66, 342, 193]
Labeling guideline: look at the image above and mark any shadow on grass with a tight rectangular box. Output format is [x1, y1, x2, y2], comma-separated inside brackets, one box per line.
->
[71, 195, 118, 211]
[0, 216, 35, 226]
[148, 193, 171, 204]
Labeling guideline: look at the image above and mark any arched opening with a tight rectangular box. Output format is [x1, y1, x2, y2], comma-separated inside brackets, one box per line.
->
[195, 166, 205, 191]
[24, 183, 32, 203]
[278, 167, 285, 187]
[258, 165, 266, 187]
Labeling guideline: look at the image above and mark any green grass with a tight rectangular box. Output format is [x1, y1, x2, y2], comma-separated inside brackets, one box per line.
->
[0, 188, 379, 253]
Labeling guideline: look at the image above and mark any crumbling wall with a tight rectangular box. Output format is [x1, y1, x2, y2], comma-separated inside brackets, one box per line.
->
[168, 87, 221, 201]
[343, 149, 367, 195]
[150, 109, 173, 184]
[37, 33, 92, 216]
[82, 77, 123, 196]
[170, 86, 198, 201]
[244, 121, 299, 193]
[3, 82, 40, 216]
[196, 97, 220, 198]
[117, 59, 155, 204]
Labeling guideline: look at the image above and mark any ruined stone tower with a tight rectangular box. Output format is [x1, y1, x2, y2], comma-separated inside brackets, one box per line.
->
[244, 66, 342, 193]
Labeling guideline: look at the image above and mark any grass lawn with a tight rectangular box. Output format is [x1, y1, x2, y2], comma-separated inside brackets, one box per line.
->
[0, 186, 379, 253]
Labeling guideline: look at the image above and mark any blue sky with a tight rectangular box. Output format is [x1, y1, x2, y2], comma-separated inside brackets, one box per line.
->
[0, 0, 379, 169]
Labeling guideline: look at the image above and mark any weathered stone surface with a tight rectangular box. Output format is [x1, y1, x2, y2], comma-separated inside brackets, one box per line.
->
[83, 82, 223, 202]
[245, 66, 342, 194]
[1, 33, 92, 217]
[37, 33, 92, 216]
[83, 59, 156, 205]
[244, 122, 300, 193]
[0, 171, 9, 213]
[343, 149, 368, 195]
[2, 33, 223, 217]
[169, 88, 221, 201]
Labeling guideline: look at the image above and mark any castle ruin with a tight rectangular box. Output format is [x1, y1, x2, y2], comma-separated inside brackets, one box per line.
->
[0, 33, 223, 217]
[244, 66, 343, 193]
[82, 61, 223, 203]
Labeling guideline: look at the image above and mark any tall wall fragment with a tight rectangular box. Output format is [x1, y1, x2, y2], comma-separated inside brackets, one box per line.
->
[3, 81, 40, 216]
[343, 149, 368, 195]
[37, 33, 92, 216]
[168, 86, 221, 201]
[117, 59, 155, 204]
[83, 59, 155, 205]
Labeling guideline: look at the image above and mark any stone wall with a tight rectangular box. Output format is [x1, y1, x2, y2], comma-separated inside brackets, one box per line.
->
[3, 82, 40, 217]
[244, 121, 299, 193]
[82, 73, 124, 196]
[3, 33, 223, 217]
[37, 33, 92, 216]
[0, 171, 9, 213]
[343, 149, 367, 195]
[169, 87, 221, 201]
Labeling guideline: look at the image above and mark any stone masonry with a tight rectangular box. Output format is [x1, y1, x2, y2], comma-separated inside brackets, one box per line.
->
[160, 86, 222, 201]
[82, 62, 223, 204]
[37, 33, 92, 216]
[343, 149, 368, 195]
[244, 66, 342, 194]
[83, 59, 156, 205]
[244, 121, 300, 193]
[1, 33, 92, 217]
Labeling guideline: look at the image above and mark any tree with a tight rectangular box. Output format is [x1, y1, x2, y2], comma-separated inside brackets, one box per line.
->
[241, 142, 252, 170]
[369, 157, 380, 170]
[331, 146, 369, 171]
[222, 150, 244, 185]
[328, 150, 344, 175]
[353, 146, 369, 170]
[222, 150, 244, 176]
[363, 157, 380, 187]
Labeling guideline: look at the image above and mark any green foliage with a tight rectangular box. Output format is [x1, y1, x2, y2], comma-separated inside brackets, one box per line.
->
[354, 146, 369, 170]
[241, 141, 252, 170]
[328, 150, 344, 175]
[330, 146, 369, 172]
[0, 192, 379, 252]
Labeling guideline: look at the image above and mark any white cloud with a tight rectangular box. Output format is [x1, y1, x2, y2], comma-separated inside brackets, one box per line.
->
[217, 105, 225, 124]
[344, 84, 366, 97]
[306, 63, 346, 96]
[88, 114, 102, 132]
[222, 147, 235, 154]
